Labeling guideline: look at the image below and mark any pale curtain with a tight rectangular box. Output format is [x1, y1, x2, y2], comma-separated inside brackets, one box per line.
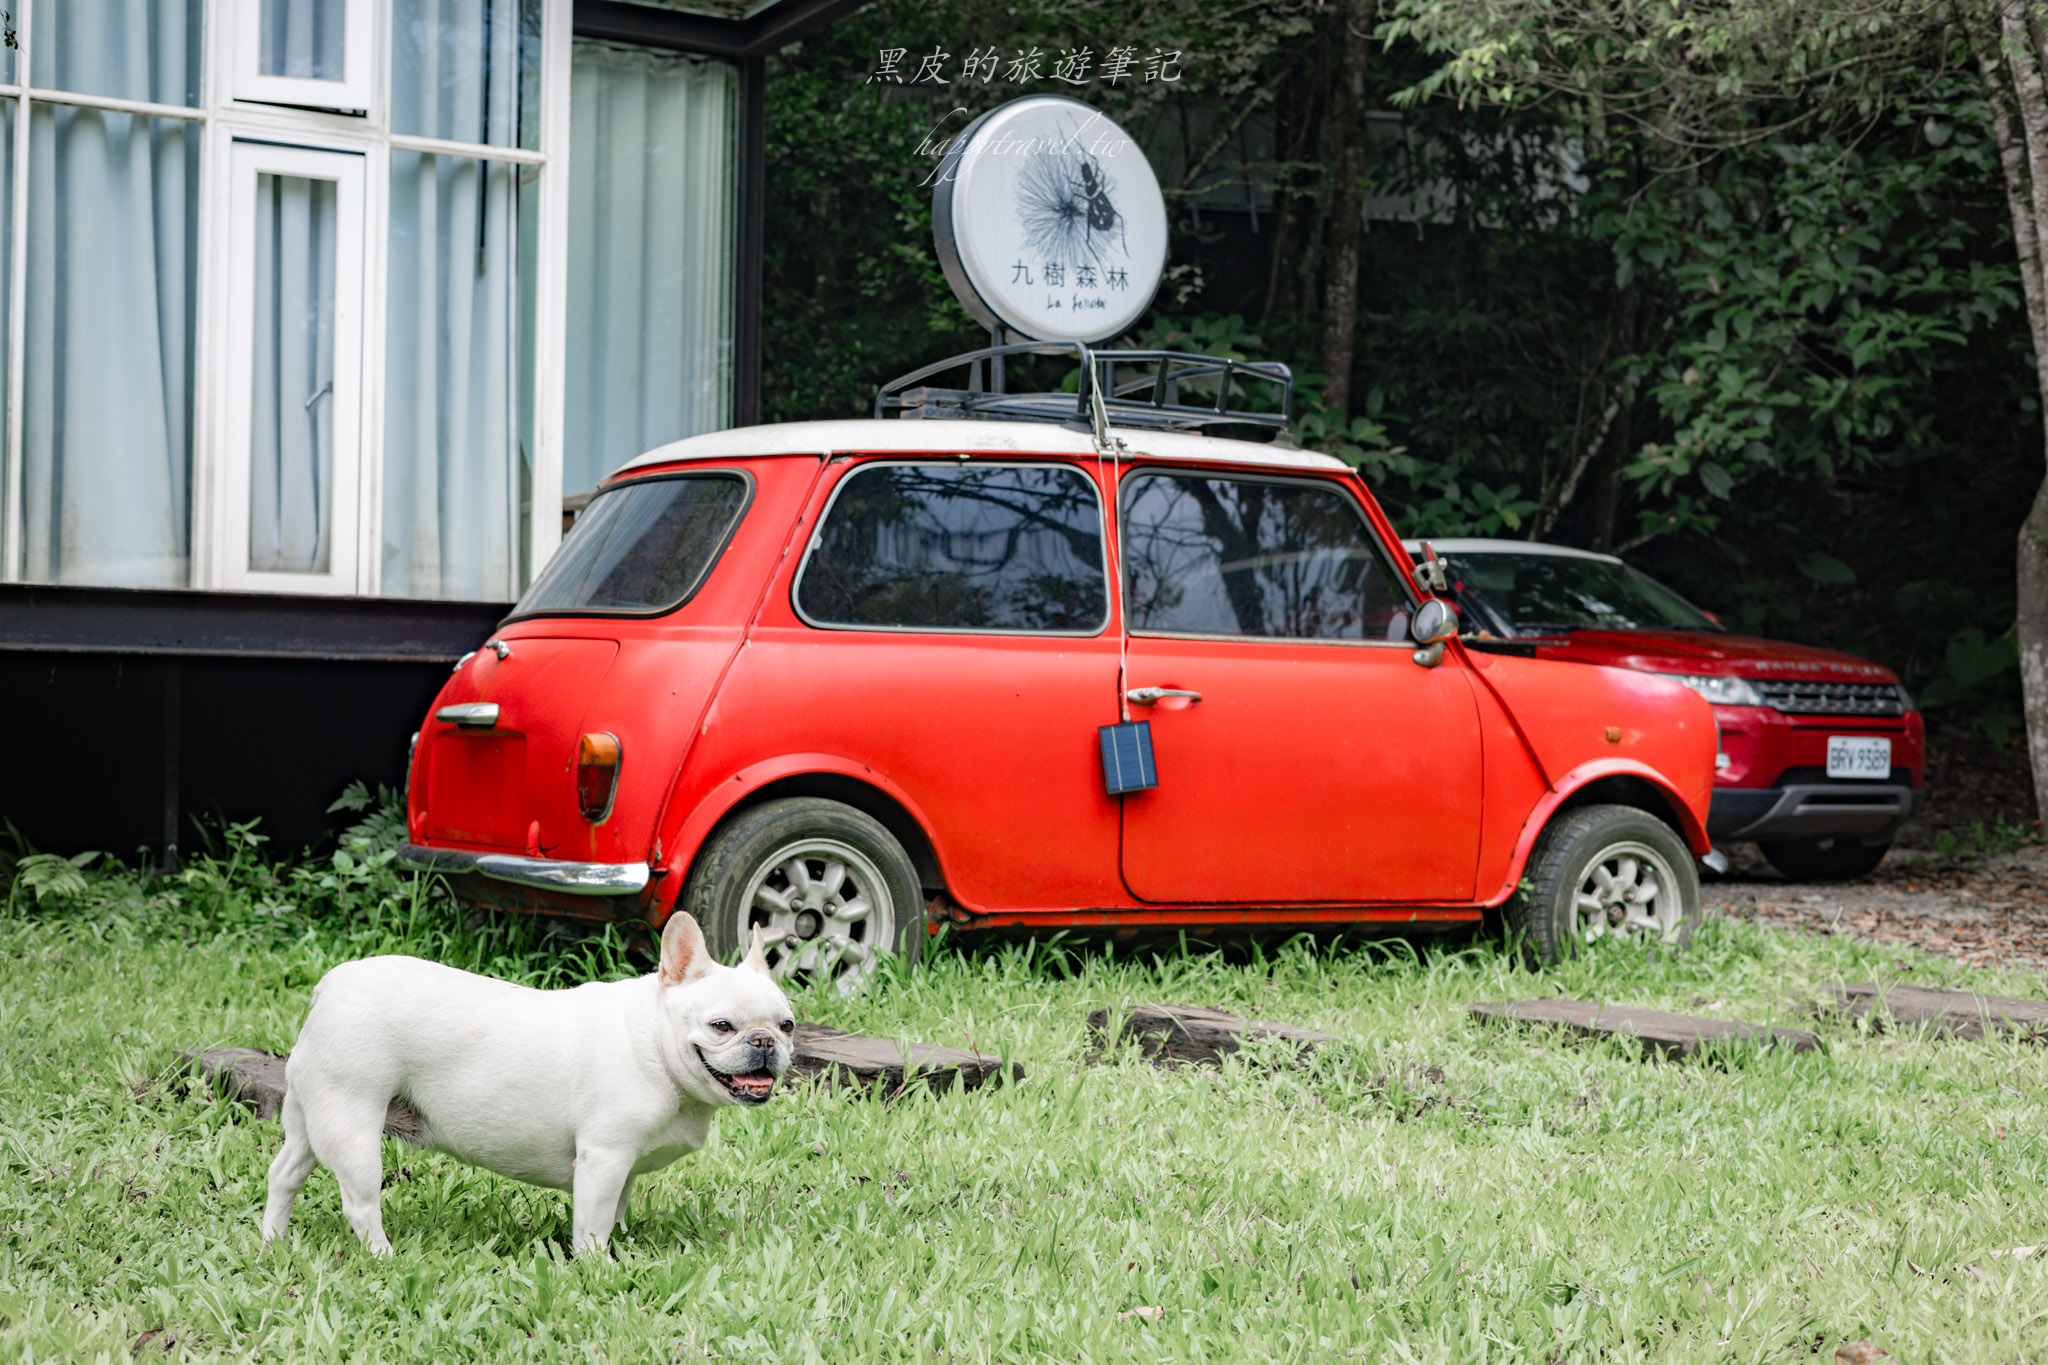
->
[261, 0, 347, 81]
[250, 174, 337, 574]
[563, 40, 735, 495]
[383, 151, 525, 600]
[393, 0, 540, 149]
[22, 0, 201, 587]
[383, 0, 535, 601]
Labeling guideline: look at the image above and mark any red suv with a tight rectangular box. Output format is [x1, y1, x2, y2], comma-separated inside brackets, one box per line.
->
[399, 391, 1718, 987]
[1408, 539, 1923, 880]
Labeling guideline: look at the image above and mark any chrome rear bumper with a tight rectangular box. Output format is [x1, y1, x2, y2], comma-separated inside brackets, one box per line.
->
[396, 843, 650, 896]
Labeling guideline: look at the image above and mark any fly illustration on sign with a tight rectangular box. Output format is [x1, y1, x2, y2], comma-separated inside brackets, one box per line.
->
[933, 95, 1166, 345]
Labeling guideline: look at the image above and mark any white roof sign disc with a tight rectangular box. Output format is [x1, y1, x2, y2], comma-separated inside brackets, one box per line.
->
[933, 95, 1166, 345]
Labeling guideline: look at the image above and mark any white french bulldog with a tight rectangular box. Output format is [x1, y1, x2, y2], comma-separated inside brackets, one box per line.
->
[261, 912, 793, 1255]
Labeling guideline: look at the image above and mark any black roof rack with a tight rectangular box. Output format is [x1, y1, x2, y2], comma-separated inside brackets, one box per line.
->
[874, 341, 1293, 436]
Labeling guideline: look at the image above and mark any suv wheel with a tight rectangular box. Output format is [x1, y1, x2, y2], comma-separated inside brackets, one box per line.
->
[1510, 805, 1701, 965]
[683, 797, 922, 996]
[1758, 837, 1889, 882]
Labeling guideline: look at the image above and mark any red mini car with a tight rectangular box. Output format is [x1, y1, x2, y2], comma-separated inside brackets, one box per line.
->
[400, 385, 1718, 989]
[1407, 539, 1923, 881]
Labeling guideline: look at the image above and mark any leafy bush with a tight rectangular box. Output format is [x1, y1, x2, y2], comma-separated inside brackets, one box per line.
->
[0, 787, 642, 990]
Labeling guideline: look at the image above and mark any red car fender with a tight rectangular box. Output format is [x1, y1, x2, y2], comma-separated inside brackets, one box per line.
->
[1481, 757, 1713, 908]
[645, 752, 951, 921]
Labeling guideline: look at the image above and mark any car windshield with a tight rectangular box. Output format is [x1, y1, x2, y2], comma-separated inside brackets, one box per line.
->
[1435, 551, 1720, 636]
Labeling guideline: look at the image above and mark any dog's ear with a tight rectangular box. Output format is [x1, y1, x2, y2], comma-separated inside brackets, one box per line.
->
[657, 912, 715, 987]
[741, 923, 771, 975]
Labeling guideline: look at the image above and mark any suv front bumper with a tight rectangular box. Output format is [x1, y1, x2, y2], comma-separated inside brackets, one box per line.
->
[1707, 783, 1923, 844]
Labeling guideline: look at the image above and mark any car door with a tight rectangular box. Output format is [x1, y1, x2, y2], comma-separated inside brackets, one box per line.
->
[712, 457, 1127, 913]
[1117, 467, 1483, 904]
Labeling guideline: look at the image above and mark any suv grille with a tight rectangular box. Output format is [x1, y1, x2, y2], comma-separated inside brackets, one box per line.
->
[1753, 680, 1906, 717]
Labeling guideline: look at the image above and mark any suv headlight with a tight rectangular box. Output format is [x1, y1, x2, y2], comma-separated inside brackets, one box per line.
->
[1660, 673, 1764, 707]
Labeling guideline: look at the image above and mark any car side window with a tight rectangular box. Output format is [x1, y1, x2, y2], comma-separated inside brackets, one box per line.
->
[796, 462, 1109, 633]
[1121, 471, 1410, 640]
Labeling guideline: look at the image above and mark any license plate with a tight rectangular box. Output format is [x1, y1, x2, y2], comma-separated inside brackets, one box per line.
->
[1827, 736, 1892, 780]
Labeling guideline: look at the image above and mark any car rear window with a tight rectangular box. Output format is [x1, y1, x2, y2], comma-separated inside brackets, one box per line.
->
[510, 473, 750, 617]
[1121, 471, 1410, 640]
[796, 462, 1108, 633]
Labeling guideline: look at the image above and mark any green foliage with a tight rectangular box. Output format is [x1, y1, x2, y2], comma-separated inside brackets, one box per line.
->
[760, 0, 2031, 739]
[0, 795, 643, 989]
[1927, 815, 2037, 860]
[1615, 83, 2018, 541]
[1917, 626, 2023, 743]
[7, 850, 99, 908]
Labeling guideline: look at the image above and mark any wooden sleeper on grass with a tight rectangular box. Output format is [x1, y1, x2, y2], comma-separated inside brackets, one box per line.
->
[177, 1025, 1020, 1124]
[1468, 999, 1819, 1056]
[1086, 1004, 1338, 1067]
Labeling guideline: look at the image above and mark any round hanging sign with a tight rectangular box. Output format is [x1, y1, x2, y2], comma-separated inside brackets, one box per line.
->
[933, 95, 1166, 345]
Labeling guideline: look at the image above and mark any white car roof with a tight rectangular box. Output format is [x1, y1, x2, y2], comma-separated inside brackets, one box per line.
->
[1400, 536, 1623, 564]
[614, 419, 1349, 479]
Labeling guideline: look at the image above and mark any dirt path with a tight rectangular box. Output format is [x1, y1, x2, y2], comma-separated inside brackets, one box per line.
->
[1707, 843, 2048, 972]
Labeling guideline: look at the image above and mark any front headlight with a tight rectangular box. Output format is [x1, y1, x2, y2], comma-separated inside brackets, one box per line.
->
[1660, 673, 1764, 707]
[1894, 683, 1915, 711]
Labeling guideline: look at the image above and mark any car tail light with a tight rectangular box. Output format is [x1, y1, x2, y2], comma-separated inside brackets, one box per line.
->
[576, 732, 622, 823]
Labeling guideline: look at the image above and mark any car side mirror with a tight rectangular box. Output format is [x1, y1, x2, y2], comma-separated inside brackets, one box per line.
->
[1411, 598, 1458, 645]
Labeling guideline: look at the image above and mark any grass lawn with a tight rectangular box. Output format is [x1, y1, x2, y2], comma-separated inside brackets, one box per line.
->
[3, 825, 2047, 1361]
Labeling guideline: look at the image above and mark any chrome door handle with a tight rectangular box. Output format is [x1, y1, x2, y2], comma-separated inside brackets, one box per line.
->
[437, 702, 500, 728]
[1126, 687, 1202, 705]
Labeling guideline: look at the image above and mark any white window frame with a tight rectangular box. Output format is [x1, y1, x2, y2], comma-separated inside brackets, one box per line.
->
[232, 0, 376, 114]
[0, 0, 574, 599]
[218, 140, 368, 595]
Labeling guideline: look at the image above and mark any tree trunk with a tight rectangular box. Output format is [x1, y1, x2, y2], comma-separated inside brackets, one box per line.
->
[1587, 398, 1632, 551]
[1979, 1, 2048, 819]
[1317, 0, 1373, 416]
[2022, 481, 2048, 818]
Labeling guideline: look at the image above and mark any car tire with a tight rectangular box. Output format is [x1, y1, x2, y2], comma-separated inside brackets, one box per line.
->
[1509, 804, 1702, 966]
[682, 797, 922, 995]
[1758, 837, 1889, 883]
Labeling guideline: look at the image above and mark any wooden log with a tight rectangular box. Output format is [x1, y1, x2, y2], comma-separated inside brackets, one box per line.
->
[788, 1023, 1022, 1093]
[1085, 1004, 1338, 1067]
[175, 1048, 427, 1143]
[176, 1028, 1021, 1122]
[1821, 983, 2048, 1041]
[1468, 999, 1818, 1056]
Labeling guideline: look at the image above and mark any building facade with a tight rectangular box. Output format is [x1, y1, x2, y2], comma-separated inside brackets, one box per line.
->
[0, 0, 852, 856]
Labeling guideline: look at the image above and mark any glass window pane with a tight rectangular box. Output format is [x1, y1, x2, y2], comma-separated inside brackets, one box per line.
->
[392, 0, 542, 149]
[1121, 473, 1408, 640]
[250, 173, 338, 575]
[513, 475, 749, 616]
[1438, 552, 1719, 633]
[797, 464, 1108, 633]
[563, 40, 736, 494]
[34, 0, 203, 108]
[384, 150, 533, 601]
[260, 0, 346, 81]
[23, 107, 198, 587]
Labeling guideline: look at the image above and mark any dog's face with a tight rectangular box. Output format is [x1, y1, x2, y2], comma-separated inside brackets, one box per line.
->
[656, 914, 795, 1108]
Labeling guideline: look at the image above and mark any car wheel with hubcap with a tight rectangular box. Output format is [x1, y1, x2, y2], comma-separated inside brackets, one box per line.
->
[1758, 836, 1889, 882]
[1510, 804, 1702, 965]
[682, 797, 922, 995]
